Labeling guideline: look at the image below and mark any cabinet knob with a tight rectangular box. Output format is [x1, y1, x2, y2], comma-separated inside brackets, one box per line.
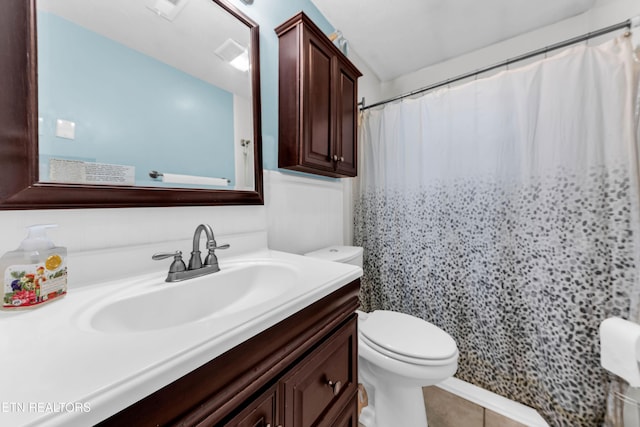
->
[327, 379, 342, 396]
[332, 154, 338, 161]
[339, 156, 344, 162]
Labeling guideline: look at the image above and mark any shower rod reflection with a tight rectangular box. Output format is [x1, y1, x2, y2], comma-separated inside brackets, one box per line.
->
[149, 170, 230, 186]
[360, 18, 633, 111]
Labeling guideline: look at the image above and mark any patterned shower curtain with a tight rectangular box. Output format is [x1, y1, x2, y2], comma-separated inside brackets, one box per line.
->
[354, 37, 640, 426]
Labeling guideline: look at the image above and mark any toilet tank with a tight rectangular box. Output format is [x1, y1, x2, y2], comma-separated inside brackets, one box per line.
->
[304, 246, 363, 268]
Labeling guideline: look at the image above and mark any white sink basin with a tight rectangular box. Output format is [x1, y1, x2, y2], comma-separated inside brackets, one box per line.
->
[88, 261, 298, 333]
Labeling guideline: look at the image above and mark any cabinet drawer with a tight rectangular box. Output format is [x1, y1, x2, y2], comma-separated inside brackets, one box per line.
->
[280, 318, 357, 427]
[326, 397, 358, 427]
[218, 385, 277, 427]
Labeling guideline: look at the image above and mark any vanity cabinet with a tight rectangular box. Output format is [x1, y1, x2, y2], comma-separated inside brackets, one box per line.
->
[97, 279, 360, 427]
[276, 12, 362, 178]
[223, 385, 277, 426]
[279, 318, 357, 426]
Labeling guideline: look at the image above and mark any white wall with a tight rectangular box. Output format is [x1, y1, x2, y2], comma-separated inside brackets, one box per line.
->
[348, 49, 383, 111]
[0, 206, 267, 256]
[0, 169, 354, 262]
[265, 170, 352, 254]
[360, 0, 640, 103]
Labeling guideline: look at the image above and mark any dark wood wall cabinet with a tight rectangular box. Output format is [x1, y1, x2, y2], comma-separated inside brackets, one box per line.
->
[97, 279, 360, 427]
[276, 12, 362, 178]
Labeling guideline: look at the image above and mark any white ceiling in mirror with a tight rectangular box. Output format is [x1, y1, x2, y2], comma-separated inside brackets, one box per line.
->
[37, 0, 252, 98]
[311, 0, 598, 81]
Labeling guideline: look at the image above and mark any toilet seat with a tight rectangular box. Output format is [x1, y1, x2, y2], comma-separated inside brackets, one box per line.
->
[359, 310, 458, 366]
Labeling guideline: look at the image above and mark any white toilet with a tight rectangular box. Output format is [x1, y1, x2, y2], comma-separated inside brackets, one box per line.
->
[305, 246, 459, 427]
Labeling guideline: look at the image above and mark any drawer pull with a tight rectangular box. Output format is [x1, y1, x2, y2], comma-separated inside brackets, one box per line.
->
[327, 379, 342, 396]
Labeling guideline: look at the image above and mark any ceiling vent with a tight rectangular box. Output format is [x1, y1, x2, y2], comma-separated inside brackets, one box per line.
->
[147, 0, 189, 21]
[215, 39, 250, 72]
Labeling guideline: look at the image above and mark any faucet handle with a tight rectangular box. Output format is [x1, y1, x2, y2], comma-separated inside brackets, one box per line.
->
[152, 251, 177, 260]
[206, 239, 230, 251]
[152, 251, 187, 273]
[202, 242, 230, 269]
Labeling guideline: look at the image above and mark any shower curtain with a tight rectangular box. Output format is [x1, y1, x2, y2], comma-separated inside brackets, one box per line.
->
[355, 37, 640, 426]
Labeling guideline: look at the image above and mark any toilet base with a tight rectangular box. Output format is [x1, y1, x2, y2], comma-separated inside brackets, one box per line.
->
[358, 376, 429, 427]
[356, 310, 458, 427]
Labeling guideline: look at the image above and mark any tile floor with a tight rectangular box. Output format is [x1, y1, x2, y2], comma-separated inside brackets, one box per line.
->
[357, 386, 530, 427]
[423, 386, 529, 427]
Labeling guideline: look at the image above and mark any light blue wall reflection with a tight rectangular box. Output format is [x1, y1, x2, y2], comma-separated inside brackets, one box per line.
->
[38, 11, 235, 187]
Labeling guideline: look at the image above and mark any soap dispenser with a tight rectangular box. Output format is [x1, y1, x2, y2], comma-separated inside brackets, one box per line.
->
[1, 224, 68, 309]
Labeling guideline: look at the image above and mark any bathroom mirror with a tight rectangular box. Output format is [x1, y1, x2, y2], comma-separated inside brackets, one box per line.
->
[0, 0, 263, 209]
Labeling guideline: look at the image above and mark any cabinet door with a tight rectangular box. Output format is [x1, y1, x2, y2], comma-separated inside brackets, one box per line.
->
[325, 399, 358, 427]
[221, 385, 278, 427]
[280, 318, 357, 427]
[301, 31, 335, 173]
[334, 61, 358, 177]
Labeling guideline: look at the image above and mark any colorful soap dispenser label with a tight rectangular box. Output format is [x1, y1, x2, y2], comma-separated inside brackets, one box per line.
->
[3, 255, 67, 308]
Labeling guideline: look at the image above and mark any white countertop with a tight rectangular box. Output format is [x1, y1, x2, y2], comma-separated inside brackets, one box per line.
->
[0, 248, 362, 426]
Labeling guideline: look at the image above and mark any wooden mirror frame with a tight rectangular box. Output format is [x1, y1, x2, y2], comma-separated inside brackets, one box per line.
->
[0, 0, 263, 209]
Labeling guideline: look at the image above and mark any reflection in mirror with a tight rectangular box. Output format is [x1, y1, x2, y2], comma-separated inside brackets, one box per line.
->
[37, 0, 255, 191]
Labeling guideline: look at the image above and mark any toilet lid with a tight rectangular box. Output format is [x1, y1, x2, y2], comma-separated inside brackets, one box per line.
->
[360, 311, 458, 361]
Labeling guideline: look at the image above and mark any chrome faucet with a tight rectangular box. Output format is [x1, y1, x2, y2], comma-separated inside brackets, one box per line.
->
[152, 224, 230, 282]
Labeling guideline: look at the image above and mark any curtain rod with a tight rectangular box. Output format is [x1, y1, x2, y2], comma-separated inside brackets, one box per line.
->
[360, 18, 633, 111]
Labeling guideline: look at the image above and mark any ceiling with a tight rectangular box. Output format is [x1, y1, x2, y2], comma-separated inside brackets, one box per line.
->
[37, 0, 253, 98]
[311, 0, 598, 82]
